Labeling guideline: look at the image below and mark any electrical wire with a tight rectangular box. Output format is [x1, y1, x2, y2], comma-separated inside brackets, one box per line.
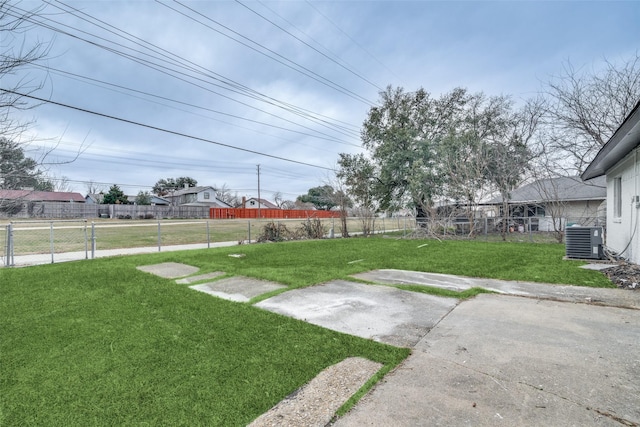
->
[164, 0, 375, 105]
[8, 2, 364, 142]
[235, 0, 383, 91]
[2, 88, 336, 171]
[31, 64, 360, 148]
[49, 0, 364, 136]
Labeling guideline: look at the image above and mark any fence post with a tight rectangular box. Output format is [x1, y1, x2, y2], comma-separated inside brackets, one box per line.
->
[247, 220, 251, 243]
[206, 221, 210, 249]
[5, 223, 14, 267]
[83, 220, 88, 259]
[50, 222, 55, 264]
[157, 220, 162, 252]
[528, 217, 533, 242]
[484, 218, 488, 240]
[91, 222, 96, 259]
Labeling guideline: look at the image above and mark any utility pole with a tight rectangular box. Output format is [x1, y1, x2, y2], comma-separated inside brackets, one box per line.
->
[257, 164, 261, 219]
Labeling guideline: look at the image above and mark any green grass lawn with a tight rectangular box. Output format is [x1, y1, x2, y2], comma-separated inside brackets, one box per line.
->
[153, 237, 613, 289]
[0, 238, 613, 426]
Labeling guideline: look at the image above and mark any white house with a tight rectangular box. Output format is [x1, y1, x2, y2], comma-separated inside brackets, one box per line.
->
[487, 176, 606, 231]
[243, 197, 279, 209]
[166, 186, 232, 207]
[582, 101, 640, 262]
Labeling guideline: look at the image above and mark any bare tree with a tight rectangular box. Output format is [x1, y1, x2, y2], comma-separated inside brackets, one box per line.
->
[85, 180, 105, 195]
[324, 173, 352, 238]
[52, 175, 73, 192]
[337, 153, 377, 236]
[0, 1, 51, 138]
[0, 2, 84, 214]
[279, 199, 295, 210]
[541, 53, 640, 173]
[214, 183, 239, 206]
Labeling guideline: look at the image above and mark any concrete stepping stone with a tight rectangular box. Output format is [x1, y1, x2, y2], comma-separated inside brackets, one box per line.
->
[136, 262, 199, 279]
[249, 357, 382, 427]
[256, 280, 458, 348]
[176, 271, 225, 284]
[190, 276, 287, 302]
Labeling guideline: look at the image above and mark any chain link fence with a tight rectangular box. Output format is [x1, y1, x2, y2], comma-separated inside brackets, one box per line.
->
[2, 217, 414, 267]
[3, 214, 596, 267]
[410, 214, 606, 243]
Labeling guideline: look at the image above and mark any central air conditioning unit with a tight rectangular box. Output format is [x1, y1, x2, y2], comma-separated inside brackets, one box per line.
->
[565, 226, 604, 260]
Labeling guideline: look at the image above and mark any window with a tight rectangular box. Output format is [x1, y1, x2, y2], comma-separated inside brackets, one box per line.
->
[614, 177, 622, 219]
[204, 192, 210, 200]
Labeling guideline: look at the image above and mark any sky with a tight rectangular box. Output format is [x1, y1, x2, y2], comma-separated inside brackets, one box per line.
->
[4, 0, 640, 202]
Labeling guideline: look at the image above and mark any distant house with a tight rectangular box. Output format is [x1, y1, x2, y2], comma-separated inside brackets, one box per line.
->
[487, 176, 606, 230]
[128, 194, 170, 206]
[243, 197, 279, 209]
[1, 190, 85, 203]
[582, 100, 640, 262]
[165, 186, 232, 207]
[85, 193, 104, 204]
[1, 190, 86, 217]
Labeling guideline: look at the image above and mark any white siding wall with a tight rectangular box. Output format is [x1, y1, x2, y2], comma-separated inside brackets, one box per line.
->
[196, 190, 212, 203]
[606, 149, 640, 263]
[563, 200, 605, 225]
[245, 199, 269, 209]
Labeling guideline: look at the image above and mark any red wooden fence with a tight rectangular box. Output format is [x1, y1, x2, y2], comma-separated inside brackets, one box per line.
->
[209, 208, 340, 219]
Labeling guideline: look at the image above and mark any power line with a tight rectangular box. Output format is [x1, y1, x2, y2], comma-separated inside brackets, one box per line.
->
[162, 0, 375, 105]
[236, 0, 383, 91]
[50, 0, 364, 135]
[304, 0, 404, 86]
[2, 88, 336, 171]
[32, 64, 361, 147]
[10, 2, 363, 142]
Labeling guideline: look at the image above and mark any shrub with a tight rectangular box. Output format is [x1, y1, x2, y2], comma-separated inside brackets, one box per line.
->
[297, 218, 326, 239]
[257, 221, 290, 242]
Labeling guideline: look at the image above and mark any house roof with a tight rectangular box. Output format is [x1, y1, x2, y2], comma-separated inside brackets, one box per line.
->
[0, 190, 85, 203]
[170, 186, 215, 196]
[582, 100, 640, 180]
[246, 197, 279, 209]
[128, 195, 170, 205]
[180, 201, 231, 208]
[488, 176, 606, 204]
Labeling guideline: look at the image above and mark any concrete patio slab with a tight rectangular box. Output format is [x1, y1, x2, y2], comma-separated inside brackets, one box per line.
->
[190, 276, 287, 302]
[136, 262, 199, 278]
[256, 280, 458, 347]
[334, 294, 640, 426]
[354, 269, 640, 309]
